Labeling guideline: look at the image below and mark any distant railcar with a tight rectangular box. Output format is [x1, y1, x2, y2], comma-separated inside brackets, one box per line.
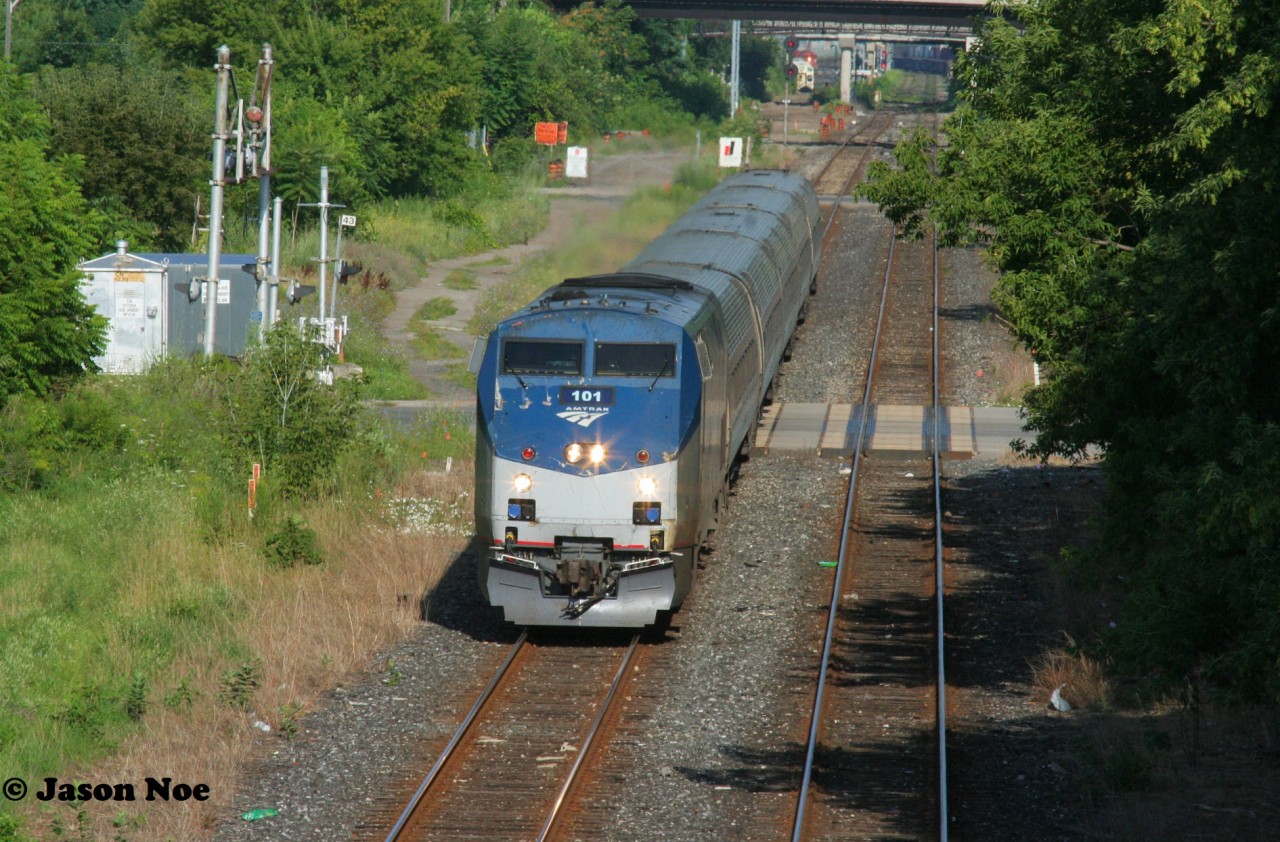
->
[473, 170, 822, 627]
[790, 58, 816, 92]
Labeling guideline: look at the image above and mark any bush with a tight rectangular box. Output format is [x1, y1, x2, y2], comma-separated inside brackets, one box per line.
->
[263, 515, 325, 568]
[221, 324, 361, 496]
[0, 394, 62, 491]
[719, 106, 770, 145]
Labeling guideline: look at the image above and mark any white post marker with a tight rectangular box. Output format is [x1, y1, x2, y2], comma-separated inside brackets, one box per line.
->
[719, 137, 744, 168]
[565, 147, 588, 179]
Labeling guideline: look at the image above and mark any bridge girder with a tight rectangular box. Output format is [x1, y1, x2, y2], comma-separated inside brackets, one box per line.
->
[549, 0, 987, 33]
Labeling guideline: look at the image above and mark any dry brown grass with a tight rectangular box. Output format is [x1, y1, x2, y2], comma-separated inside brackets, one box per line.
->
[50, 467, 474, 841]
[1030, 634, 1112, 712]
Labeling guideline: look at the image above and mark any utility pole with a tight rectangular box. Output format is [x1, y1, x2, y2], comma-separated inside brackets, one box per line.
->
[317, 167, 330, 321]
[203, 45, 232, 358]
[729, 20, 741, 116]
[251, 44, 274, 341]
[4, 0, 21, 63]
[268, 195, 282, 327]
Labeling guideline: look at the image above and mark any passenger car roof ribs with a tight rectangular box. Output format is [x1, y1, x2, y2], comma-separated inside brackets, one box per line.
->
[560, 273, 695, 292]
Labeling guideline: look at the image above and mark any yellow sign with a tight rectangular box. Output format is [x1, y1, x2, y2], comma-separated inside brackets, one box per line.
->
[114, 272, 146, 282]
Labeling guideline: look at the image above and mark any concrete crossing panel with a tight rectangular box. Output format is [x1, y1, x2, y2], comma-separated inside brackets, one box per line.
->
[753, 402, 1024, 457]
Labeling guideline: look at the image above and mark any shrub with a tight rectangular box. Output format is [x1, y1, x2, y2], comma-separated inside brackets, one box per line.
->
[222, 324, 361, 496]
[218, 659, 262, 711]
[263, 515, 325, 568]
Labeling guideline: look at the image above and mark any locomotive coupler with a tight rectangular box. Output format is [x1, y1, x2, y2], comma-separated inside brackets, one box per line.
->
[563, 568, 621, 618]
[555, 540, 612, 598]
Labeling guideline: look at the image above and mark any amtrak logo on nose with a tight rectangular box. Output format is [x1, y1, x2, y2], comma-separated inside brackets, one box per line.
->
[557, 409, 608, 427]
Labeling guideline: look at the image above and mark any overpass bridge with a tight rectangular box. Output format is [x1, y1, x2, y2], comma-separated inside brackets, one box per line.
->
[550, 0, 990, 100]
[550, 1, 988, 39]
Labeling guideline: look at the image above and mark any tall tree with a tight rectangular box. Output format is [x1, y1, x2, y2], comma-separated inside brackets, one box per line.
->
[862, 0, 1280, 699]
[0, 70, 106, 401]
[29, 64, 207, 251]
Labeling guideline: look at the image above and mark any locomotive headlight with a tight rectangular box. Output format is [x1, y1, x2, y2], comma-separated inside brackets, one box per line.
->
[512, 473, 533, 493]
[565, 443, 584, 464]
[638, 476, 657, 497]
[589, 444, 606, 464]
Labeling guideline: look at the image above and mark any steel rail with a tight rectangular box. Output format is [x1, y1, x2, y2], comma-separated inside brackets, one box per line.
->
[812, 111, 893, 240]
[930, 209, 950, 842]
[536, 633, 641, 841]
[792, 224, 898, 841]
[384, 629, 528, 842]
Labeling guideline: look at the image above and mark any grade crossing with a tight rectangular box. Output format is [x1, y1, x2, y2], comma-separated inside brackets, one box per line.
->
[754, 401, 1024, 456]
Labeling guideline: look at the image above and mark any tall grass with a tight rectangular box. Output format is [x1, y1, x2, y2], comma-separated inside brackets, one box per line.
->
[0, 368, 474, 839]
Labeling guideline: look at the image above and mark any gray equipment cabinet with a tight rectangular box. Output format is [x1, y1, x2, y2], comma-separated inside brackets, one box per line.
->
[79, 242, 261, 373]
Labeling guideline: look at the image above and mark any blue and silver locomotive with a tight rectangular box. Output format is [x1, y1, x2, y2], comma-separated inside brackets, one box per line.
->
[473, 170, 822, 626]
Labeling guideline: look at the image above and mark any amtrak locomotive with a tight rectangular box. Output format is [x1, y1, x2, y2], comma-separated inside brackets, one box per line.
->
[473, 170, 822, 627]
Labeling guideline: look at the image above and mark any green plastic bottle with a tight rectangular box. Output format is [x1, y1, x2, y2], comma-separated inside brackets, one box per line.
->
[241, 808, 279, 821]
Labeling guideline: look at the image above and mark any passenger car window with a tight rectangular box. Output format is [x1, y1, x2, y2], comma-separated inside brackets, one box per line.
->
[502, 341, 583, 375]
[595, 343, 676, 377]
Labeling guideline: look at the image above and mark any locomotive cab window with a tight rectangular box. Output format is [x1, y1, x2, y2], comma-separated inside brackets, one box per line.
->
[502, 340, 583, 375]
[594, 343, 676, 377]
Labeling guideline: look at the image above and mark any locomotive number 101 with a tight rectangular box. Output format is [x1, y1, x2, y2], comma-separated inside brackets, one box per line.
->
[558, 386, 616, 406]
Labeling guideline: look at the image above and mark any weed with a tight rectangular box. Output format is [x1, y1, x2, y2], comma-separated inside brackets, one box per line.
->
[384, 657, 403, 687]
[263, 515, 325, 568]
[1074, 723, 1167, 805]
[442, 269, 478, 290]
[162, 676, 195, 713]
[0, 814, 24, 842]
[218, 659, 262, 711]
[111, 810, 145, 839]
[123, 673, 148, 723]
[1030, 634, 1111, 711]
[410, 326, 466, 361]
[276, 701, 304, 741]
[443, 363, 477, 392]
[412, 297, 458, 321]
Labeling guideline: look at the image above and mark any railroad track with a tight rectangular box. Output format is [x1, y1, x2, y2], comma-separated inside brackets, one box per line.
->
[383, 630, 641, 841]
[812, 110, 896, 201]
[376, 109, 952, 842]
[793, 116, 950, 840]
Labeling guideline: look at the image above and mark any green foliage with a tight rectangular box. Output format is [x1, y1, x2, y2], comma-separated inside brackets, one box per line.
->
[443, 269, 478, 290]
[123, 672, 148, 723]
[276, 701, 303, 740]
[0, 71, 107, 402]
[218, 658, 262, 711]
[28, 64, 207, 252]
[221, 323, 361, 496]
[691, 31, 781, 103]
[861, 0, 1280, 700]
[433, 200, 496, 250]
[413, 297, 458, 321]
[162, 675, 195, 713]
[411, 326, 467, 361]
[339, 309, 430, 400]
[660, 71, 728, 121]
[718, 107, 770, 146]
[263, 515, 324, 568]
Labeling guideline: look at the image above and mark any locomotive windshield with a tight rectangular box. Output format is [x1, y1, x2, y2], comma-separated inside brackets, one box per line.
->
[502, 340, 583, 375]
[595, 343, 677, 377]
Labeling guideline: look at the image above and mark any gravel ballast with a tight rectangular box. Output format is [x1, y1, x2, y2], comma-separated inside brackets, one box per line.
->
[213, 120, 1100, 841]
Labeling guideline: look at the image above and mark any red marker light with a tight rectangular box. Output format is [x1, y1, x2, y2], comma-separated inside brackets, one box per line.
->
[522, 446, 536, 460]
[636, 450, 650, 464]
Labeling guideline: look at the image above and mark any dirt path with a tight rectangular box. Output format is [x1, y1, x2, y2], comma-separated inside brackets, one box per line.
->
[381, 150, 693, 404]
